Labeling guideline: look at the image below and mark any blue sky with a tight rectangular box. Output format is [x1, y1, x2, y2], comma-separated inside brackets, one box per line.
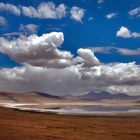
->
[0, 0, 140, 68]
[0, 0, 140, 95]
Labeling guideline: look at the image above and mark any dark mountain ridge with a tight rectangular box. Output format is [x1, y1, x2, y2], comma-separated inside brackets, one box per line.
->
[78, 91, 140, 100]
[0, 91, 61, 103]
[0, 91, 139, 103]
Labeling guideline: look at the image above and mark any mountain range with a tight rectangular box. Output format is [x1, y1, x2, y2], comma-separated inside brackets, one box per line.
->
[0, 91, 139, 103]
[0, 91, 60, 103]
[78, 91, 140, 100]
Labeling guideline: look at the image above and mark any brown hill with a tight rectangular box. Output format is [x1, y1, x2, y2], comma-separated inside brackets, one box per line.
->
[0, 92, 61, 103]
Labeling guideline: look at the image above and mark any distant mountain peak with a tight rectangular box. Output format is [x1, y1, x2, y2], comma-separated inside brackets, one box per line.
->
[78, 91, 139, 100]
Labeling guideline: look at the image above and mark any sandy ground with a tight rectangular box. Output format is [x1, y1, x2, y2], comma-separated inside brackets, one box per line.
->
[0, 107, 140, 140]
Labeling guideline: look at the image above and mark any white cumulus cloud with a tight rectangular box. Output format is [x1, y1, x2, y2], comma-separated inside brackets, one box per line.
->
[0, 62, 140, 96]
[77, 48, 100, 67]
[21, 2, 67, 19]
[0, 2, 85, 22]
[0, 2, 21, 15]
[0, 32, 73, 68]
[116, 26, 140, 38]
[71, 7, 85, 22]
[0, 32, 140, 96]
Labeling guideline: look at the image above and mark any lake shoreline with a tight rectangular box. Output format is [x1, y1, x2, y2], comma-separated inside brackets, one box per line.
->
[0, 102, 140, 117]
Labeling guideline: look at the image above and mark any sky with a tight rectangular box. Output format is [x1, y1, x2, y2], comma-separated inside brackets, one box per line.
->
[0, 0, 140, 96]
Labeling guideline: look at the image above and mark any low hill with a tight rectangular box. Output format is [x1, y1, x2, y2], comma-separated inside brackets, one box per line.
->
[0, 92, 61, 103]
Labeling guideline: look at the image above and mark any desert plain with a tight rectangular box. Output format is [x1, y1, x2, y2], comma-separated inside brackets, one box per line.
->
[0, 92, 140, 140]
[0, 107, 140, 140]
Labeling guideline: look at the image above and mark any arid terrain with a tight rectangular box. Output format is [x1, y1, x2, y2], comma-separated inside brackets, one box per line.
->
[0, 92, 140, 140]
[0, 107, 140, 140]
